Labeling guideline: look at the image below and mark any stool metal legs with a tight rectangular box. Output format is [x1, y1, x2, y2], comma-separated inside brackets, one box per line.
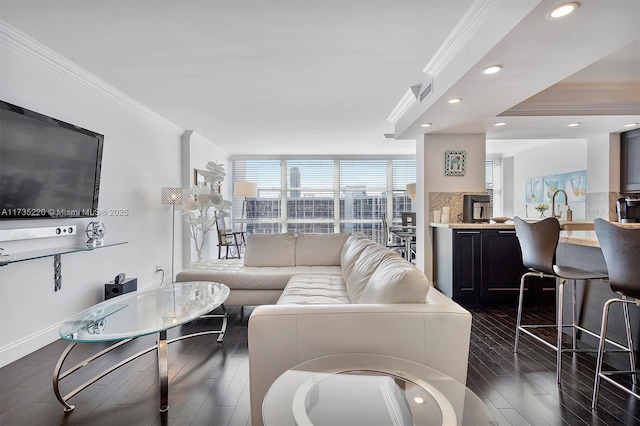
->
[515, 271, 558, 353]
[592, 297, 639, 409]
[515, 274, 627, 384]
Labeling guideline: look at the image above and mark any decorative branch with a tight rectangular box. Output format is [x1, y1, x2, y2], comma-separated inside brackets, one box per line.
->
[183, 162, 232, 261]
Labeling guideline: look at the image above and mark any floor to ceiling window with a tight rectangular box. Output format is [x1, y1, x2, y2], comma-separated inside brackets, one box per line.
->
[230, 158, 416, 244]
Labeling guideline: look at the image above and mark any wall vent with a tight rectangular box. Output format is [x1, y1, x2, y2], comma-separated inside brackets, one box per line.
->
[419, 82, 433, 102]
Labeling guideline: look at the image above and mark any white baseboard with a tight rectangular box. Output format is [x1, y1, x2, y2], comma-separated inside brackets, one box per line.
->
[0, 322, 62, 368]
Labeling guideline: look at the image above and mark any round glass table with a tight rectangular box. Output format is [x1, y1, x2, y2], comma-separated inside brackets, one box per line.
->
[54, 281, 229, 413]
[263, 354, 496, 426]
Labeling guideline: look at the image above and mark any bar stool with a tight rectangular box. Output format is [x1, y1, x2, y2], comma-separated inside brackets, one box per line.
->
[513, 217, 608, 383]
[592, 218, 640, 409]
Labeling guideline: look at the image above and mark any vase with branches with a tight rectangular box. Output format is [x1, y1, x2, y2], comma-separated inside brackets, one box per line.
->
[183, 162, 232, 262]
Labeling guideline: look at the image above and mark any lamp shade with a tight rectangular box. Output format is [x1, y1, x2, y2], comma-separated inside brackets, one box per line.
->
[406, 183, 417, 201]
[161, 187, 184, 205]
[234, 181, 257, 198]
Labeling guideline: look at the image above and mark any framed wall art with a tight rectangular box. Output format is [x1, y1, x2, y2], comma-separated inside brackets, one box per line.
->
[444, 150, 466, 176]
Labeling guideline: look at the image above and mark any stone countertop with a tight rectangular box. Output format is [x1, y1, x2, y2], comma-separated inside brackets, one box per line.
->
[559, 230, 599, 247]
[431, 221, 639, 248]
[429, 221, 600, 247]
[430, 222, 516, 229]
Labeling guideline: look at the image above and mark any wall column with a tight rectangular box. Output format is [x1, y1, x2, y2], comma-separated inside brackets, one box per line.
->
[418, 134, 486, 281]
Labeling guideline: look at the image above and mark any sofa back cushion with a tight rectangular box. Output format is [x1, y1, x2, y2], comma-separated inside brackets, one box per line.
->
[359, 255, 430, 303]
[244, 233, 296, 267]
[295, 233, 349, 266]
[340, 234, 390, 302]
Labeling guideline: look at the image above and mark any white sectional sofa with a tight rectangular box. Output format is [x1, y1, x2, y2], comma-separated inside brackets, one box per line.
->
[176, 232, 472, 426]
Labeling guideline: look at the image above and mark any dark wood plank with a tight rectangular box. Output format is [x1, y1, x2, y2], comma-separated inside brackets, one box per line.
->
[2, 302, 640, 425]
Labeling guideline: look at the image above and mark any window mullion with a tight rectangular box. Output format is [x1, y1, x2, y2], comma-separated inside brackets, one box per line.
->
[281, 159, 287, 233]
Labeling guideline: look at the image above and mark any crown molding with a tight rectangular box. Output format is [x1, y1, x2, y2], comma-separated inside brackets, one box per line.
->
[0, 20, 183, 134]
[500, 103, 640, 116]
[423, 0, 501, 76]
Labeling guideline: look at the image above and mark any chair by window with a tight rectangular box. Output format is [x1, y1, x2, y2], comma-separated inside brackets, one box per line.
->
[591, 218, 640, 409]
[513, 216, 608, 383]
[215, 214, 243, 259]
[381, 213, 405, 255]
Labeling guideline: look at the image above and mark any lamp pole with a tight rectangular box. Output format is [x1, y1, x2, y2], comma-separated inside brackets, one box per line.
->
[161, 187, 184, 283]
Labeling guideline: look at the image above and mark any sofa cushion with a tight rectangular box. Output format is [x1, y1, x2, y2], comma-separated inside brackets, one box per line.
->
[277, 273, 350, 304]
[359, 255, 430, 303]
[176, 259, 341, 290]
[341, 234, 400, 303]
[295, 233, 350, 266]
[244, 233, 296, 267]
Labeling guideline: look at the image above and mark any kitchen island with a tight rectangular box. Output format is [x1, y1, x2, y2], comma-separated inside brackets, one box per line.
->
[432, 220, 640, 370]
[555, 227, 640, 370]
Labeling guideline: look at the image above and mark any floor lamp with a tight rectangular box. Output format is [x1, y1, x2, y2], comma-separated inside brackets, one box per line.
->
[161, 187, 184, 283]
[234, 182, 257, 235]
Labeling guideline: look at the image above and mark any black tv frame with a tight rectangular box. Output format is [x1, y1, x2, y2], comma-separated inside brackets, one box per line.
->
[0, 100, 104, 220]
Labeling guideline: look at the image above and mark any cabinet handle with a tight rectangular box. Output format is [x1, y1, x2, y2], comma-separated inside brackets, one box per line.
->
[456, 231, 480, 234]
[498, 231, 517, 234]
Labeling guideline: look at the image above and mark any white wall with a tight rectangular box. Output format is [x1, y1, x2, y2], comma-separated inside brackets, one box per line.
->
[0, 26, 226, 366]
[503, 156, 515, 217]
[512, 139, 587, 219]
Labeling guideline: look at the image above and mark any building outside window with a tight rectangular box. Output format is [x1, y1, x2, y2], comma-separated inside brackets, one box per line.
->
[230, 159, 416, 245]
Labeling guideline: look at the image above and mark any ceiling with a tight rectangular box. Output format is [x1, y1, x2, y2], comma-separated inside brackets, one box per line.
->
[1, 0, 638, 157]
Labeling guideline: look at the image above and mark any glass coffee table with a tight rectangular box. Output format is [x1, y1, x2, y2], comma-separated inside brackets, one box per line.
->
[53, 281, 229, 413]
[263, 354, 496, 426]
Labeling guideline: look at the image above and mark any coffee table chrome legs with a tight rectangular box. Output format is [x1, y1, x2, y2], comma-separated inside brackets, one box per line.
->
[53, 338, 134, 412]
[53, 342, 77, 412]
[202, 303, 227, 342]
[53, 305, 227, 413]
[158, 330, 169, 412]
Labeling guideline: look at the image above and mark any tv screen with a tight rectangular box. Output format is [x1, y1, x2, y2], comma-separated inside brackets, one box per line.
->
[0, 101, 104, 219]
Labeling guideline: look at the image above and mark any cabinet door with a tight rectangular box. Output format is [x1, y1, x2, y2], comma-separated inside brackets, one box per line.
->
[481, 229, 526, 303]
[452, 230, 482, 304]
[621, 128, 640, 193]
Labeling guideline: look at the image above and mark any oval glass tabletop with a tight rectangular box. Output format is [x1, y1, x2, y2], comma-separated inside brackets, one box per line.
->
[59, 281, 229, 342]
[263, 353, 496, 426]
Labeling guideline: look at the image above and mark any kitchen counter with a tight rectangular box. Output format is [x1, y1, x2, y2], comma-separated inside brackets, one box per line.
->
[430, 221, 639, 248]
[430, 222, 516, 229]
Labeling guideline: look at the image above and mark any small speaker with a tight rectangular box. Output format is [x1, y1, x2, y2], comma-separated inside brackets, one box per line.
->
[104, 278, 137, 300]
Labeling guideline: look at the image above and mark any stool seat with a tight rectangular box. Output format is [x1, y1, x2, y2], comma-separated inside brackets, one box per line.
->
[553, 265, 608, 281]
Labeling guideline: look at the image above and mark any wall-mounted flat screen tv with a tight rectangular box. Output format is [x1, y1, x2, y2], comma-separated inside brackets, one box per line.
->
[0, 101, 104, 219]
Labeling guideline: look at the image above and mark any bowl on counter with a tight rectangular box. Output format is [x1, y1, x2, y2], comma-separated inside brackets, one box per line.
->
[490, 217, 510, 223]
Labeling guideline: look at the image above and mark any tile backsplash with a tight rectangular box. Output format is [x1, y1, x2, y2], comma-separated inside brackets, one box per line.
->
[428, 191, 487, 223]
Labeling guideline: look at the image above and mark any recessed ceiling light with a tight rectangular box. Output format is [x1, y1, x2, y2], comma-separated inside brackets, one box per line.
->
[548, 2, 579, 19]
[483, 65, 503, 75]
[567, 122, 581, 127]
[494, 122, 507, 127]
[414, 397, 425, 404]
[624, 123, 639, 127]
[420, 123, 432, 128]
[448, 98, 462, 104]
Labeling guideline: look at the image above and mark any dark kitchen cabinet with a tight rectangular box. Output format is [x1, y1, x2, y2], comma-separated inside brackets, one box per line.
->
[433, 226, 530, 305]
[451, 230, 482, 305]
[621, 128, 640, 193]
[481, 229, 526, 303]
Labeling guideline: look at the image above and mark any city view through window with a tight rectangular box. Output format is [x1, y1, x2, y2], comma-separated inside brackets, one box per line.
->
[230, 159, 416, 245]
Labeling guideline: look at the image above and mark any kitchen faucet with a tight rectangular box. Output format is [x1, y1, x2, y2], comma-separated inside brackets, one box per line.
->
[552, 189, 568, 219]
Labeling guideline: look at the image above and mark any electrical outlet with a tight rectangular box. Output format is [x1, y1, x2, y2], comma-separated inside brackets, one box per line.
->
[155, 265, 163, 273]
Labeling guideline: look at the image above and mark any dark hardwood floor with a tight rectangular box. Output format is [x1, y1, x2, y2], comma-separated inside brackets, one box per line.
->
[1, 303, 640, 425]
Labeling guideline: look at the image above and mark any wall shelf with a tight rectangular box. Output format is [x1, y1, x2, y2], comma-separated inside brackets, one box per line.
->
[0, 241, 127, 291]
